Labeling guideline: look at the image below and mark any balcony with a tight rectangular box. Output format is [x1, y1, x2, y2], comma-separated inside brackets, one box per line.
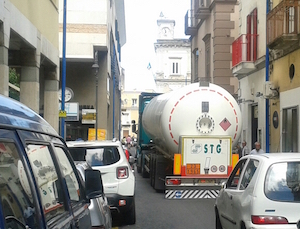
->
[232, 34, 258, 76]
[185, 10, 199, 36]
[195, 0, 211, 19]
[267, 0, 300, 50]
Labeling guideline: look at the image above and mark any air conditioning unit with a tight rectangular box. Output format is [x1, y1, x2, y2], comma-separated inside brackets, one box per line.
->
[264, 81, 278, 99]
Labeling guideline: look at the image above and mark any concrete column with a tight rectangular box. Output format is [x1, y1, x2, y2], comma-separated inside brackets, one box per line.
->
[20, 66, 39, 113]
[44, 78, 59, 133]
[0, 46, 9, 96]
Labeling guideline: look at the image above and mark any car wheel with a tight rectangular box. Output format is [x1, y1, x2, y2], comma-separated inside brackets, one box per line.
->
[215, 208, 223, 229]
[124, 199, 136, 225]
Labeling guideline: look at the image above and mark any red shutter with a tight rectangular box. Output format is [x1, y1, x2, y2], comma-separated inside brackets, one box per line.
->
[253, 8, 258, 61]
[247, 14, 252, 61]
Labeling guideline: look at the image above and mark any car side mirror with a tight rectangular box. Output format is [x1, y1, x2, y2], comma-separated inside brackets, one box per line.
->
[221, 181, 227, 189]
[129, 156, 135, 165]
[85, 169, 104, 199]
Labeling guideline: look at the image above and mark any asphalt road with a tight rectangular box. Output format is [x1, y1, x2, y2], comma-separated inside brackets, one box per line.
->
[113, 147, 216, 229]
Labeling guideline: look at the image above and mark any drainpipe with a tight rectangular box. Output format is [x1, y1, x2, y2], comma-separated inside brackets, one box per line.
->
[266, 0, 270, 153]
[112, 45, 116, 138]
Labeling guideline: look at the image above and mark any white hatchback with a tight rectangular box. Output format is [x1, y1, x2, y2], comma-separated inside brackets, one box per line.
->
[67, 139, 136, 225]
[215, 153, 300, 229]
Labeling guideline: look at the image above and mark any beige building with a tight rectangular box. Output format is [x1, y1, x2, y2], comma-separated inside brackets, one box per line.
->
[121, 91, 142, 139]
[185, 0, 239, 96]
[0, 0, 60, 131]
[267, 0, 300, 153]
[58, 0, 126, 140]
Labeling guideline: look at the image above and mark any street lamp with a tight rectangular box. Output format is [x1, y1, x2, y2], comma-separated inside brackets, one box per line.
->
[92, 51, 99, 140]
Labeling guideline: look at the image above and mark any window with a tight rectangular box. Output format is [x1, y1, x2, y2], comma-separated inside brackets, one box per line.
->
[226, 159, 247, 189]
[287, 7, 296, 34]
[246, 8, 258, 62]
[205, 43, 210, 79]
[53, 147, 81, 202]
[240, 159, 259, 190]
[132, 98, 137, 107]
[0, 141, 38, 229]
[203, 34, 211, 81]
[69, 146, 121, 167]
[26, 144, 66, 222]
[195, 49, 199, 80]
[172, 62, 179, 74]
[265, 162, 300, 202]
[169, 58, 181, 75]
[282, 107, 298, 152]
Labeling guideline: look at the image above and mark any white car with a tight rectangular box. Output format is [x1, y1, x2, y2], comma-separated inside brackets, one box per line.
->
[67, 139, 136, 225]
[215, 153, 300, 229]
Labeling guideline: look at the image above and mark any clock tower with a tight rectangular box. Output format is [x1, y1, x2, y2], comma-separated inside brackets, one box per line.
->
[157, 12, 175, 40]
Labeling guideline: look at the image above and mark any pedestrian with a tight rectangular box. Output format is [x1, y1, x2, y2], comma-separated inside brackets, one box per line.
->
[126, 135, 131, 148]
[250, 141, 264, 154]
[241, 140, 249, 157]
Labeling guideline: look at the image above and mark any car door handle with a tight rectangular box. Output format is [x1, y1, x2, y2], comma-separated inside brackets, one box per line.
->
[228, 194, 233, 200]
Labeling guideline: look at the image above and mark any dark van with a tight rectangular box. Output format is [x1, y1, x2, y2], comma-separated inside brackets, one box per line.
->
[0, 94, 103, 229]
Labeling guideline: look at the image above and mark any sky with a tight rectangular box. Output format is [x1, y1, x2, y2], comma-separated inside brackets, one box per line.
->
[121, 0, 190, 91]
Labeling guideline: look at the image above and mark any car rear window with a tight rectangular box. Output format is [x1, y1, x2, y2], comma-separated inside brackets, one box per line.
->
[265, 162, 300, 202]
[69, 146, 120, 166]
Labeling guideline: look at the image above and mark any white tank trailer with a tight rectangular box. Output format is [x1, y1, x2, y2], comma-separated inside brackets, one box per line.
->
[142, 82, 242, 156]
[139, 82, 242, 196]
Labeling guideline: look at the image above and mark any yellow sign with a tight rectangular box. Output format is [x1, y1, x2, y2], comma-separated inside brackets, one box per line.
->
[88, 128, 106, 141]
[59, 110, 67, 118]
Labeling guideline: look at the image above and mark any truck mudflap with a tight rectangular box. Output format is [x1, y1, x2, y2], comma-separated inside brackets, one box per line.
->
[165, 176, 227, 199]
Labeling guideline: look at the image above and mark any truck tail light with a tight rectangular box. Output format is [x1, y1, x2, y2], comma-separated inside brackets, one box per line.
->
[251, 215, 288, 224]
[166, 178, 181, 185]
[117, 167, 129, 179]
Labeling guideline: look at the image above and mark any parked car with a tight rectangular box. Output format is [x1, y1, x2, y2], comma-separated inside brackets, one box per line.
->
[215, 153, 300, 229]
[75, 161, 112, 229]
[0, 94, 103, 229]
[67, 139, 136, 225]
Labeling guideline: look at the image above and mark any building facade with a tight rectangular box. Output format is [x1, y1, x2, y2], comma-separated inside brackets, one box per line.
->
[0, 0, 60, 131]
[58, 0, 126, 140]
[267, 0, 300, 153]
[231, 0, 268, 151]
[155, 15, 191, 93]
[185, 0, 239, 96]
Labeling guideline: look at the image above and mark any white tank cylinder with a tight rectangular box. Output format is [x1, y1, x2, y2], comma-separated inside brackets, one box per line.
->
[142, 83, 242, 156]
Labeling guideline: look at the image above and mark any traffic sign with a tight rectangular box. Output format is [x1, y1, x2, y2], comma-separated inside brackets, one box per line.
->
[59, 110, 67, 118]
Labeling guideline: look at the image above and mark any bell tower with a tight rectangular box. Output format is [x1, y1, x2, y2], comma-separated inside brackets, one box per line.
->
[157, 12, 175, 40]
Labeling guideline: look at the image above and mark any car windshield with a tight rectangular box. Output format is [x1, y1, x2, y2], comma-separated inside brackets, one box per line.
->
[69, 146, 120, 166]
[265, 161, 300, 202]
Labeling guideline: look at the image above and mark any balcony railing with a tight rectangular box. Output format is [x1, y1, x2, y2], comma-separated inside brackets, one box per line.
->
[267, 0, 300, 49]
[232, 34, 258, 68]
[185, 10, 199, 36]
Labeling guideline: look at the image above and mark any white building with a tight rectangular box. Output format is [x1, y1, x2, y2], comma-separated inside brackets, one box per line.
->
[231, 0, 267, 151]
[154, 14, 191, 93]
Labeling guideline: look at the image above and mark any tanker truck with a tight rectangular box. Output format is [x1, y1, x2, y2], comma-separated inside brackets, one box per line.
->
[135, 82, 242, 199]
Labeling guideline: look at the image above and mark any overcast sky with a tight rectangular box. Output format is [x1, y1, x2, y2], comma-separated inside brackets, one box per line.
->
[121, 0, 190, 91]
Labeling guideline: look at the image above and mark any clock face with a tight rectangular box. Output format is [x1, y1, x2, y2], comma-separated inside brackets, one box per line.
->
[59, 87, 74, 102]
[162, 27, 170, 36]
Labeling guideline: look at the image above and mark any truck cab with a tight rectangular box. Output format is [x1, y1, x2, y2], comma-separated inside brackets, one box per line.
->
[0, 94, 102, 229]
